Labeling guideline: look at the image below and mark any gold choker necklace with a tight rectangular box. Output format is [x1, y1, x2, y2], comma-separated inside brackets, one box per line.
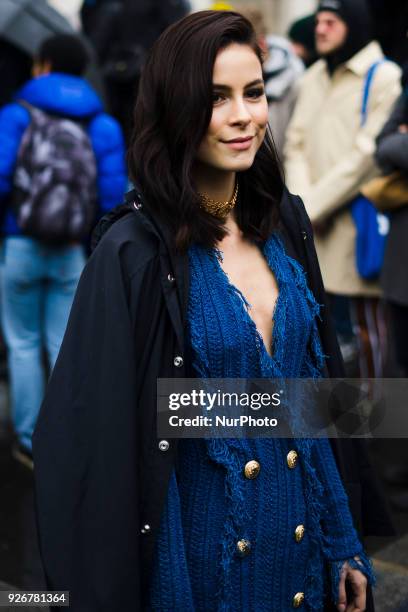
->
[198, 182, 239, 220]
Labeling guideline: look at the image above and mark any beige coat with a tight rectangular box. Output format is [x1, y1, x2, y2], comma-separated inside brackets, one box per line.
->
[284, 42, 401, 296]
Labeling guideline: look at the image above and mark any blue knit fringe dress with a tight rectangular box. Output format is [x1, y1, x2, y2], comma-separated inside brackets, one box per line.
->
[149, 233, 375, 611]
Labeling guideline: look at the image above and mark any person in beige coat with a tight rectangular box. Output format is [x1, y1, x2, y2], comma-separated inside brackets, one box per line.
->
[284, 0, 401, 378]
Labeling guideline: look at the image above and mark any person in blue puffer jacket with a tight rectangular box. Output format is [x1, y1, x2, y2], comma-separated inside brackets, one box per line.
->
[0, 33, 126, 468]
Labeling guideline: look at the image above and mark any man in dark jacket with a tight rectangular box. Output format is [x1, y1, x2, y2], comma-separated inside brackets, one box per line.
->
[0, 34, 126, 468]
[81, 0, 191, 144]
[32, 188, 393, 611]
[375, 64, 408, 508]
[377, 63, 408, 374]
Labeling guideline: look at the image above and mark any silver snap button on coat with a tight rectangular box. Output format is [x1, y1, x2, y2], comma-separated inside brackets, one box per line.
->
[141, 524, 151, 534]
[133, 201, 142, 210]
[174, 356, 183, 367]
[167, 273, 175, 283]
[159, 440, 170, 451]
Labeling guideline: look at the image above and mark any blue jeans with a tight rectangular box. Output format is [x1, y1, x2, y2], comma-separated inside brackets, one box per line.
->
[1, 237, 85, 450]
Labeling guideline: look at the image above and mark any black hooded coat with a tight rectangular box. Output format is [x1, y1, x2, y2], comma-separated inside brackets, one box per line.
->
[32, 188, 393, 611]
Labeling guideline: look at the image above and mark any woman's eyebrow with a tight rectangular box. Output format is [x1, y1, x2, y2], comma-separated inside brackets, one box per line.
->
[212, 79, 264, 91]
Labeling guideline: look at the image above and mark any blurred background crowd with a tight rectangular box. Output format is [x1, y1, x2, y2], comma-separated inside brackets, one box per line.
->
[0, 0, 407, 610]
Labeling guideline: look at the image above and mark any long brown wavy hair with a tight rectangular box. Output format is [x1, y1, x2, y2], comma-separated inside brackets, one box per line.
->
[128, 10, 284, 251]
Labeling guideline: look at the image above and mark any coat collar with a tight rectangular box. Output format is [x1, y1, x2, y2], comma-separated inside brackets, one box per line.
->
[311, 41, 384, 79]
[345, 41, 384, 76]
[125, 188, 190, 332]
[124, 186, 303, 317]
[95, 187, 305, 336]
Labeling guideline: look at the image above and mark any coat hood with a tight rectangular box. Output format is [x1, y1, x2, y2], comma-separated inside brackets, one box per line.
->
[317, 0, 374, 73]
[91, 188, 177, 258]
[263, 36, 304, 101]
[16, 73, 103, 118]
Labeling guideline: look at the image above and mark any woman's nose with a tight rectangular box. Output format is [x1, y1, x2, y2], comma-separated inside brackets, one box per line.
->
[229, 97, 252, 125]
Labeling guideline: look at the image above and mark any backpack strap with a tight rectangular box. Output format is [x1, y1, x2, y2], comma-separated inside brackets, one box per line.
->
[16, 99, 35, 114]
[16, 99, 95, 127]
[360, 60, 387, 126]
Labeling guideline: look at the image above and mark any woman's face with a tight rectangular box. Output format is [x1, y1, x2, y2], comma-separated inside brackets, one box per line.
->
[196, 43, 268, 173]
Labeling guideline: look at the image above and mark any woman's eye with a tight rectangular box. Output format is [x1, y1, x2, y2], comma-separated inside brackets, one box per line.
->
[246, 88, 265, 99]
[212, 92, 225, 104]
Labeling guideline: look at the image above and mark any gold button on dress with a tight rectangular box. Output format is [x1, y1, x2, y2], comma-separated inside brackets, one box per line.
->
[236, 539, 251, 557]
[244, 460, 261, 479]
[294, 525, 305, 542]
[292, 592, 305, 607]
[287, 450, 298, 469]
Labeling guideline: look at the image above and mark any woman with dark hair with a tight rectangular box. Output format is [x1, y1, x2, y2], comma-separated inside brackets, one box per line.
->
[33, 11, 391, 612]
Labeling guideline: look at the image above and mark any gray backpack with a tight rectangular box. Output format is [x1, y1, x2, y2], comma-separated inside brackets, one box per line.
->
[12, 102, 97, 244]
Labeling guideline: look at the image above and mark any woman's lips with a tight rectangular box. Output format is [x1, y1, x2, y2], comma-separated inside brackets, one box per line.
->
[222, 136, 254, 151]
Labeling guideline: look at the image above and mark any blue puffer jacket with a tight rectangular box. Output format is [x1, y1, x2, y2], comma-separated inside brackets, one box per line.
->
[0, 73, 127, 236]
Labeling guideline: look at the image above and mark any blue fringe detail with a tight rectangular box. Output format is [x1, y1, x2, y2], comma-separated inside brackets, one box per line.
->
[296, 438, 326, 610]
[330, 550, 376, 605]
[205, 437, 249, 608]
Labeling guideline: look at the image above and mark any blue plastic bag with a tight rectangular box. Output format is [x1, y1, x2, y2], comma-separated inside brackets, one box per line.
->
[351, 195, 389, 280]
[351, 60, 390, 280]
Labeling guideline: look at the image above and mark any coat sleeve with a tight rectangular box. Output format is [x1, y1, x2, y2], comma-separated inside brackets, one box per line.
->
[32, 229, 155, 611]
[375, 94, 408, 172]
[0, 102, 30, 200]
[285, 62, 401, 224]
[88, 113, 127, 217]
[312, 439, 376, 606]
[314, 439, 364, 559]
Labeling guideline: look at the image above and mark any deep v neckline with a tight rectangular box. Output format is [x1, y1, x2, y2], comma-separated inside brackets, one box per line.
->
[213, 244, 281, 359]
